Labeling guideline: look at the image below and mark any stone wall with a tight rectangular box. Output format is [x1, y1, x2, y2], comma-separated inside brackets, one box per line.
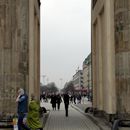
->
[0, 0, 29, 114]
[92, 0, 130, 118]
[0, 0, 40, 114]
[92, 0, 116, 114]
[115, 0, 130, 116]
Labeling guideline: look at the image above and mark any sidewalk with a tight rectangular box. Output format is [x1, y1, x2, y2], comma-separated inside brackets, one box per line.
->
[71, 102, 111, 130]
[42, 101, 102, 130]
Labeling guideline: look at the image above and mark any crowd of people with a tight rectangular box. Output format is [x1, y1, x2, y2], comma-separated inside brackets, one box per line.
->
[40, 92, 70, 117]
[49, 93, 69, 117]
[50, 93, 62, 110]
[40, 92, 89, 118]
[16, 88, 89, 130]
[40, 92, 88, 106]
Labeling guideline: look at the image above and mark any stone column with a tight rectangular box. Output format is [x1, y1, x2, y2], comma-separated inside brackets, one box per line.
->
[29, 0, 35, 99]
[92, 21, 98, 108]
[103, 0, 116, 114]
[28, 0, 40, 100]
[97, 14, 103, 110]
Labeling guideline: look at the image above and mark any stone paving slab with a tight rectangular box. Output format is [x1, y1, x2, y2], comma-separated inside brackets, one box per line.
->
[71, 103, 111, 130]
[42, 101, 101, 130]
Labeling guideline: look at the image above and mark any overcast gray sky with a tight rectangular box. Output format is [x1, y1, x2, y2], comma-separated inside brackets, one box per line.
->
[40, 0, 91, 89]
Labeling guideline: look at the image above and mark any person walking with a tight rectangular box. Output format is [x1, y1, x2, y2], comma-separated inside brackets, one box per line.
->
[70, 95, 73, 104]
[50, 93, 57, 110]
[73, 94, 76, 104]
[63, 92, 69, 117]
[16, 88, 29, 130]
[56, 94, 62, 110]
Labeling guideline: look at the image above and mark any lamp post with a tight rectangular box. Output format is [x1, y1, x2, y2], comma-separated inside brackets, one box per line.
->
[59, 78, 63, 88]
[42, 75, 46, 85]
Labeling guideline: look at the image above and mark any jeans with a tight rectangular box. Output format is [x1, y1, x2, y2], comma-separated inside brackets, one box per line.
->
[18, 113, 30, 130]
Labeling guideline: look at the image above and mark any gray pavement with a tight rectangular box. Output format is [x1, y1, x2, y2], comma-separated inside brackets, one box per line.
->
[71, 103, 111, 130]
[41, 101, 102, 130]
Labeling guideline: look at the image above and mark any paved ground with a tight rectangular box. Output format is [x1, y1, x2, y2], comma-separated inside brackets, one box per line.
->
[41, 100, 102, 130]
[71, 103, 111, 130]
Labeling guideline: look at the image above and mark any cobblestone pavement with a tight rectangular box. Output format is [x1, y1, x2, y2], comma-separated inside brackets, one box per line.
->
[41, 101, 101, 130]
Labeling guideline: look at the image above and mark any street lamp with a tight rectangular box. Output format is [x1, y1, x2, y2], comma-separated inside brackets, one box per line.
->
[42, 75, 46, 85]
[59, 78, 63, 88]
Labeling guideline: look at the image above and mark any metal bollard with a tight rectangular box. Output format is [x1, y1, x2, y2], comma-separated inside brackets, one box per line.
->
[112, 119, 121, 130]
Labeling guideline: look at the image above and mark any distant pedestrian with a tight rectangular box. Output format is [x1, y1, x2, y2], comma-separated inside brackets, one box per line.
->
[73, 94, 76, 104]
[77, 94, 81, 104]
[63, 92, 69, 117]
[70, 95, 73, 104]
[16, 88, 29, 130]
[50, 93, 57, 110]
[56, 94, 62, 110]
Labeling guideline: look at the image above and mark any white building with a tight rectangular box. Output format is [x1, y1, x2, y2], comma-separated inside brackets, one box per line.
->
[73, 70, 83, 91]
[83, 54, 92, 94]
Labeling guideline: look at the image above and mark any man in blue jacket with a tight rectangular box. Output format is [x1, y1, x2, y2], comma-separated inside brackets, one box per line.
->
[16, 88, 29, 130]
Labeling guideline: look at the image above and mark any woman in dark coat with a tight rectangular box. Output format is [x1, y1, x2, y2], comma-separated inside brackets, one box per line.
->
[50, 93, 57, 110]
[56, 94, 62, 110]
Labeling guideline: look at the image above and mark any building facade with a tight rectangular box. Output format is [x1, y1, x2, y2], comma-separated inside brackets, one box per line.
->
[83, 59, 88, 89]
[83, 54, 92, 92]
[87, 54, 92, 91]
[0, 0, 40, 114]
[92, 0, 130, 119]
[73, 70, 83, 91]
